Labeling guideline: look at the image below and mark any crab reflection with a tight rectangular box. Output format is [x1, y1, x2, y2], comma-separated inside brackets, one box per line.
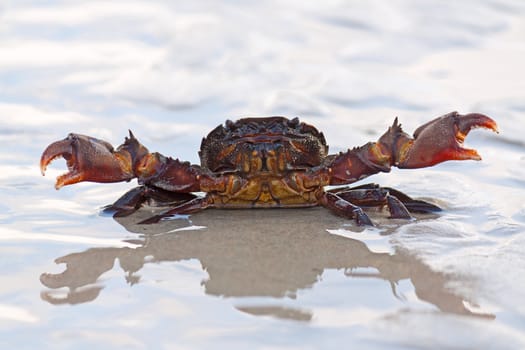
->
[41, 203, 493, 321]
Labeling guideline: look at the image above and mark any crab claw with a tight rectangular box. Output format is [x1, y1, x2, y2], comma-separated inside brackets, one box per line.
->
[387, 111, 498, 169]
[40, 133, 139, 189]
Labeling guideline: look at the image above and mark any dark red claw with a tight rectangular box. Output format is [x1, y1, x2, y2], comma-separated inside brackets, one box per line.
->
[40, 133, 136, 189]
[397, 111, 498, 169]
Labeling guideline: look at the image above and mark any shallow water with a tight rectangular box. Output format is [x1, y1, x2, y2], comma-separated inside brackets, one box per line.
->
[1, 1, 525, 349]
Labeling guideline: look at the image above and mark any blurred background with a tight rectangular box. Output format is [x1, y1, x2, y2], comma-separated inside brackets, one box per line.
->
[1, 1, 524, 349]
[2, 1, 523, 156]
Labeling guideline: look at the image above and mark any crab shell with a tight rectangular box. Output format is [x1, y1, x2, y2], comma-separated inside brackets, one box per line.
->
[200, 116, 328, 173]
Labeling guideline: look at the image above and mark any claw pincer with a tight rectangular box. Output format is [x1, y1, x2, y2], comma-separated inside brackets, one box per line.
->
[40, 136, 74, 176]
[40, 133, 139, 189]
[393, 111, 498, 168]
[40, 134, 87, 189]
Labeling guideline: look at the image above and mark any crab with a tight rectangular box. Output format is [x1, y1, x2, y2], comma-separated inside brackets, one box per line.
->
[40, 111, 498, 225]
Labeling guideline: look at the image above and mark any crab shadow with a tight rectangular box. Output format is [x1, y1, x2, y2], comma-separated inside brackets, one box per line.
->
[40, 205, 493, 321]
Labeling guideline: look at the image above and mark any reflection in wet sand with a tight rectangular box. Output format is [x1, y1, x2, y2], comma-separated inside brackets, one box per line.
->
[41, 203, 494, 321]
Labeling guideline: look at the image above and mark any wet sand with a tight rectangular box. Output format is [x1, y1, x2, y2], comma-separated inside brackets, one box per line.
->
[41, 206, 492, 321]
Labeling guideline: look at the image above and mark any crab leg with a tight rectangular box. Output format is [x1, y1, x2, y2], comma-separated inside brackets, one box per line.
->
[319, 192, 373, 225]
[102, 186, 197, 217]
[333, 187, 412, 219]
[328, 111, 498, 185]
[331, 183, 441, 214]
[40, 131, 202, 192]
[137, 195, 216, 224]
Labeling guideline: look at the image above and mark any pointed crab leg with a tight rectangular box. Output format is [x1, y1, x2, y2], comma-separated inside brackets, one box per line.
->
[319, 192, 374, 225]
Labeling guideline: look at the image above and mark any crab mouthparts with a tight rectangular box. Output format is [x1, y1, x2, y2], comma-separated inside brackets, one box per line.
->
[40, 140, 80, 189]
[454, 113, 499, 161]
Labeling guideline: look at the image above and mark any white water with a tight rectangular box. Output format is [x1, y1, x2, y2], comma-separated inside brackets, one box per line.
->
[1, 1, 524, 349]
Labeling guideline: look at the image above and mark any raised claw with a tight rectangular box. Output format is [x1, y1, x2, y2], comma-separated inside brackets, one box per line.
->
[383, 111, 498, 169]
[40, 132, 142, 189]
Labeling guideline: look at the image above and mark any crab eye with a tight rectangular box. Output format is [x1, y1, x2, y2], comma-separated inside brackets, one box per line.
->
[287, 117, 300, 127]
[225, 119, 234, 129]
